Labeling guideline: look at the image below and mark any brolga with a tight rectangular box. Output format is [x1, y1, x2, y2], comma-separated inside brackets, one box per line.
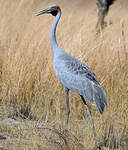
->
[96, 0, 116, 29]
[37, 4, 108, 146]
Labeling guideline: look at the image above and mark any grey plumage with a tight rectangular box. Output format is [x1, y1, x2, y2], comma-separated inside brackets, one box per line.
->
[37, 4, 108, 146]
[54, 51, 107, 114]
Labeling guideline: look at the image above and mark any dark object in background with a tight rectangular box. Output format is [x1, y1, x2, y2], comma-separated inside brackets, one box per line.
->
[96, 0, 116, 29]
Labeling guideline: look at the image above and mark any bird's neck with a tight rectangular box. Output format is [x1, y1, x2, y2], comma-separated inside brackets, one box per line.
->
[50, 10, 61, 56]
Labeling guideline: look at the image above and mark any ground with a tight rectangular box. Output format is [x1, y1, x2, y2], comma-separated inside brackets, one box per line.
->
[0, 0, 128, 150]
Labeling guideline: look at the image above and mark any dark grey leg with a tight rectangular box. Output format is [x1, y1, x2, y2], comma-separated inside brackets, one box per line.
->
[80, 95, 98, 146]
[65, 88, 70, 127]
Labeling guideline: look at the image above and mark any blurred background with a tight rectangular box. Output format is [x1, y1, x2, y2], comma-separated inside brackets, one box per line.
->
[0, 0, 127, 149]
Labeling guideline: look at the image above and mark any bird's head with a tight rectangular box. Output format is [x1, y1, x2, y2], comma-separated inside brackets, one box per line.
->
[37, 4, 61, 17]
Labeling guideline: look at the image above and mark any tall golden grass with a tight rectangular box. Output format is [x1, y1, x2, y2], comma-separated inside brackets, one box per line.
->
[0, 0, 127, 149]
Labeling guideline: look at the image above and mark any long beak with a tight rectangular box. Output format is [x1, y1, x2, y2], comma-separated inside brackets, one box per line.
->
[36, 8, 51, 16]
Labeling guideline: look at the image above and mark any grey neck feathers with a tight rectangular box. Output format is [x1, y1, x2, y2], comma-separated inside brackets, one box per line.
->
[50, 10, 61, 56]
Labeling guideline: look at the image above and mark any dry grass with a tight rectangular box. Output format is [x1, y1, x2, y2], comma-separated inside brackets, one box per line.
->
[0, 0, 128, 149]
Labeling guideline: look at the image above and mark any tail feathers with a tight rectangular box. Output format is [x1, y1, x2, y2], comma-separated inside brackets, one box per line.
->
[92, 84, 108, 114]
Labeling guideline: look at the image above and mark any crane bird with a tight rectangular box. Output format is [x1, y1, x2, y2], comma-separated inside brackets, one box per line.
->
[37, 4, 108, 146]
[96, 0, 116, 29]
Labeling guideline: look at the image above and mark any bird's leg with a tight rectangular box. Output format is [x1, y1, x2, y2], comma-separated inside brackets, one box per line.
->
[64, 88, 70, 128]
[80, 96, 98, 146]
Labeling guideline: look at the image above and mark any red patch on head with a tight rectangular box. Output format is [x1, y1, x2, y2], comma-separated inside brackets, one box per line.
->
[56, 5, 61, 11]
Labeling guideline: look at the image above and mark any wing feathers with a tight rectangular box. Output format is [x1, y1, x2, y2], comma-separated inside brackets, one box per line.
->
[91, 83, 108, 114]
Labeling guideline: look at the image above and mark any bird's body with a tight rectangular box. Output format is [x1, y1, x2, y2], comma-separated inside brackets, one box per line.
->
[37, 4, 108, 146]
[53, 50, 107, 113]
